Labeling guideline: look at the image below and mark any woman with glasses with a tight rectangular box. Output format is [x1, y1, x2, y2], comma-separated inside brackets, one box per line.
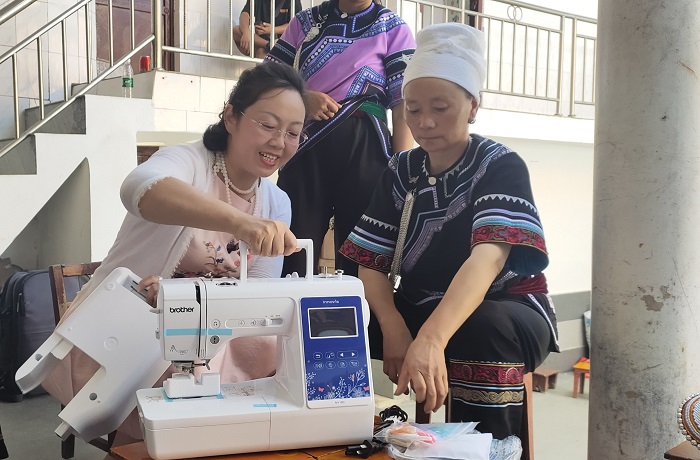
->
[42, 62, 306, 445]
[265, 0, 416, 278]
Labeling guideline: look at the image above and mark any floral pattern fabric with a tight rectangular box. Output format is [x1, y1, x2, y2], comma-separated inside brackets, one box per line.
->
[174, 175, 255, 278]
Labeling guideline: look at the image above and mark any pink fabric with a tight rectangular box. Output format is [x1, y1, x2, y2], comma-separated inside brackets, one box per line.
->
[176, 177, 255, 278]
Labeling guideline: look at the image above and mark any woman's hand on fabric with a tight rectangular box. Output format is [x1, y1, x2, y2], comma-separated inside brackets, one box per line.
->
[395, 336, 448, 414]
[305, 90, 342, 121]
[137, 275, 162, 308]
[381, 321, 414, 386]
[234, 215, 298, 257]
[255, 22, 271, 35]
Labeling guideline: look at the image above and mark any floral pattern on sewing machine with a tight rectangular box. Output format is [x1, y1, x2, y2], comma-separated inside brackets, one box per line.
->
[222, 384, 257, 397]
[306, 368, 371, 401]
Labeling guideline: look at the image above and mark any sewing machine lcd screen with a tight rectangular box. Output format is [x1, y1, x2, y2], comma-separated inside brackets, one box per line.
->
[308, 307, 358, 338]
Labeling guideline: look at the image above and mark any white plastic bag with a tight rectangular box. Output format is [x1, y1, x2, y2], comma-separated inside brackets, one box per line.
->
[378, 422, 490, 460]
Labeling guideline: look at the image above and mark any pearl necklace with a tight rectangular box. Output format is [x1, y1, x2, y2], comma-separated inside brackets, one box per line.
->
[212, 152, 261, 262]
[213, 152, 258, 205]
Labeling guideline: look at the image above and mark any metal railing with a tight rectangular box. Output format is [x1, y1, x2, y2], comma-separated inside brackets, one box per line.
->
[0, 0, 155, 162]
[163, 0, 596, 116]
[0, 0, 596, 163]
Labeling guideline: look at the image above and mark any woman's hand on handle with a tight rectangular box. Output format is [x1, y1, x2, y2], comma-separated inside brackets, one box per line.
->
[233, 214, 298, 257]
[395, 336, 449, 414]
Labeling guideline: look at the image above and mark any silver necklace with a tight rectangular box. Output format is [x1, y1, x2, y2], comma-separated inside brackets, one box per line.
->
[213, 152, 258, 204]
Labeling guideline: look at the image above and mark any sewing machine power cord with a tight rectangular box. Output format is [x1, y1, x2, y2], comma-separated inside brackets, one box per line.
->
[342, 405, 407, 458]
[297, 405, 405, 458]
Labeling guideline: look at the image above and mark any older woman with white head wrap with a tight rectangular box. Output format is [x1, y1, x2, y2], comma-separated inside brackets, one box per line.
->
[341, 23, 559, 439]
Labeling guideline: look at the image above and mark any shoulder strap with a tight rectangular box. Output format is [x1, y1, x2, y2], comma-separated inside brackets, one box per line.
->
[389, 189, 415, 290]
[293, 0, 383, 71]
[293, 2, 330, 71]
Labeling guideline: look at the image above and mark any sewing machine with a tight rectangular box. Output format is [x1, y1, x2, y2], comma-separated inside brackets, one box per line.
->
[15, 240, 374, 460]
[137, 240, 374, 459]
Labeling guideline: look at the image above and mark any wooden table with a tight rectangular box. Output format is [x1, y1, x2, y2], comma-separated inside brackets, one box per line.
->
[110, 442, 391, 460]
[665, 441, 700, 460]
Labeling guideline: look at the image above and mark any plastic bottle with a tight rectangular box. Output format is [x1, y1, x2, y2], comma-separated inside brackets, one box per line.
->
[122, 60, 134, 98]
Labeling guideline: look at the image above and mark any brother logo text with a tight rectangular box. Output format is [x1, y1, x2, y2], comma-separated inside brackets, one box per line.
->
[170, 306, 195, 313]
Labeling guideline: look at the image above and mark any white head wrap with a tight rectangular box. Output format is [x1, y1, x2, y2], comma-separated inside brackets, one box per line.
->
[402, 23, 487, 103]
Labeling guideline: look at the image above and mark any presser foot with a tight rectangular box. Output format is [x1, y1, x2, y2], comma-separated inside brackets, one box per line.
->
[163, 372, 221, 399]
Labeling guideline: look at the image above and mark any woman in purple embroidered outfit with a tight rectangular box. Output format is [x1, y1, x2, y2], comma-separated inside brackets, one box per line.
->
[340, 23, 558, 440]
[265, 0, 415, 277]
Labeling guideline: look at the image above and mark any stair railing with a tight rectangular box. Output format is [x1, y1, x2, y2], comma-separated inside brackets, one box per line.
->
[0, 0, 155, 163]
[0, 0, 37, 28]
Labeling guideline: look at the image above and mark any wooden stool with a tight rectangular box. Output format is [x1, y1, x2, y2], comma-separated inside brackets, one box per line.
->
[664, 441, 700, 459]
[572, 360, 590, 398]
[532, 366, 558, 393]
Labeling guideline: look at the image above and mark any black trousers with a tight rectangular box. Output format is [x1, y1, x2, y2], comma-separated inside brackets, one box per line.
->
[277, 115, 389, 277]
[369, 292, 552, 439]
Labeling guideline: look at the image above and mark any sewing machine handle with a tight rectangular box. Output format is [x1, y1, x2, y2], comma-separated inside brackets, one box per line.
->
[238, 238, 314, 282]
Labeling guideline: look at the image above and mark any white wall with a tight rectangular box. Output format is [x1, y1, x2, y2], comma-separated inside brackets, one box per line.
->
[478, 109, 594, 295]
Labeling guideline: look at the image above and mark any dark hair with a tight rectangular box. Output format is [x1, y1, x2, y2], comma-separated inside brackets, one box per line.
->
[202, 62, 306, 152]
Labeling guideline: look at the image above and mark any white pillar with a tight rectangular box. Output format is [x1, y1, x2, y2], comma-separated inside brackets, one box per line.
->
[590, 1, 700, 459]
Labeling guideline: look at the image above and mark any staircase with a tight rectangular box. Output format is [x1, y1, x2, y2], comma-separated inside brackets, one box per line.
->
[0, 94, 154, 269]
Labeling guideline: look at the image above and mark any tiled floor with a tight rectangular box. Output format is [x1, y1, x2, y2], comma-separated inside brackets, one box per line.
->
[0, 372, 588, 459]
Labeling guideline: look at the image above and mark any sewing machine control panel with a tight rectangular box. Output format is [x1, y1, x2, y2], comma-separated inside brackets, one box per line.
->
[301, 295, 371, 409]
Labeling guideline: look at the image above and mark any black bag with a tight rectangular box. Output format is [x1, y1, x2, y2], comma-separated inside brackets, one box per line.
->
[0, 270, 84, 402]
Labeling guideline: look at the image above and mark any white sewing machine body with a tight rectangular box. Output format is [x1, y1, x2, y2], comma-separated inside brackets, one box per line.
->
[14, 266, 170, 442]
[138, 269, 375, 459]
[14, 240, 375, 460]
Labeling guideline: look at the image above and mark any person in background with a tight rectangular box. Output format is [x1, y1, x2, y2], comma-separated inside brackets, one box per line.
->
[234, 0, 303, 58]
[42, 62, 306, 444]
[265, 0, 416, 278]
[340, 23, 558, 439]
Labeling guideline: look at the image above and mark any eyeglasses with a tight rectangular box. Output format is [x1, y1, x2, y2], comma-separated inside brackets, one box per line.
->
[239, 111, 308, 145]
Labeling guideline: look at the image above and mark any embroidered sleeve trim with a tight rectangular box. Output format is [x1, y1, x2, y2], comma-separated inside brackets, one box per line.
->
[339, 239, 392, 272]
[471, 224, 547, 254]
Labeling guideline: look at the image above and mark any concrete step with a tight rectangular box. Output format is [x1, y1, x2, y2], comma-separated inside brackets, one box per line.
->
[0, 136, 36, 175]
[23, 96, 87, 136]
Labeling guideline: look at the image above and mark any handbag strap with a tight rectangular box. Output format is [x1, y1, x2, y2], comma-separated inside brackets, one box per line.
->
[293, 3, 330, 71]
[389, 189, 415, 290]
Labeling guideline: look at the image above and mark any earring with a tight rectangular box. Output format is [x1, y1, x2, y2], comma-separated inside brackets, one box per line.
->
[468, 118, 476, 124]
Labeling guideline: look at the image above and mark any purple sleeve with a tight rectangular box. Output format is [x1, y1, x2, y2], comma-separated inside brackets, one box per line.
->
[278, 15, 305, 49]
[383, 22, 416, 108]
[265, 16, 305, 66]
